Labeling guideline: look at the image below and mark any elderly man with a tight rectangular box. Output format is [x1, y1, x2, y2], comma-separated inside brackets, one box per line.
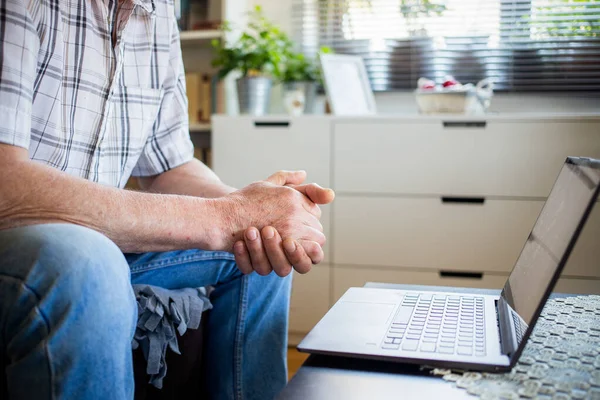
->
[0, 0, 334, 399]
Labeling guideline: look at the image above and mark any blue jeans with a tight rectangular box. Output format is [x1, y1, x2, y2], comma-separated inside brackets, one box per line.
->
[0, 223, 292, 400]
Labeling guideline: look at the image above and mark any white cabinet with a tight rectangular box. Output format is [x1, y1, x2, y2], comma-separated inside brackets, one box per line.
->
[213, 116, 330, 188]
[332, 267, 600, 305]
[332, 266, 509, 303]
[333, 196, 543, 273]
[213, 114, 600, 340]
[334, 119, 600, 197]
[564, 204, 600, 277]
[289, 264, 331, 340]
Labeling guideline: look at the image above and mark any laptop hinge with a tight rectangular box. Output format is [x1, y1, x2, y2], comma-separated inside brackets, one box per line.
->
[497, 298, 517, 357]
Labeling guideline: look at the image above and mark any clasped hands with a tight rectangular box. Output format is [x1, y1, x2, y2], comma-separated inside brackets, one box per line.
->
[225, 170, 334, 277]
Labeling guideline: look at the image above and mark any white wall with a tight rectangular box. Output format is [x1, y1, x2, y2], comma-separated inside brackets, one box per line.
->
[249, 0, 293, 34]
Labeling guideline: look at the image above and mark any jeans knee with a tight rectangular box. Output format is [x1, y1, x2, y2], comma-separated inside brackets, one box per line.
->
[1, 224, 136, 333]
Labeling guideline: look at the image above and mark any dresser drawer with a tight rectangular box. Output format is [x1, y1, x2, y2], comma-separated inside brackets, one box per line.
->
[332, 266, 508, 302]
[333, 196, 543, 273]
[332, 267, 600, 302]
[289, 264, 331, 334]
[554, 277, 600, 295]
[564, 202, 600, 277]
[333, 120, 600, 197]
[213, 116, 331, 188]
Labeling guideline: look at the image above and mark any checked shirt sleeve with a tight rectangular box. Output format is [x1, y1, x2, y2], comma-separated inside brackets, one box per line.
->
[0, 0, 39, 149]
[131, 15, 195, 177]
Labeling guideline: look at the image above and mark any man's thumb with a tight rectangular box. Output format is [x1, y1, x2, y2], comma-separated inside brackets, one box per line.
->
[265, 170, 307, 186]
[291, 183, 335, 205]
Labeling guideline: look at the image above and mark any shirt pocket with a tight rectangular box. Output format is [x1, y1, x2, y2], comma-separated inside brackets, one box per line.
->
[112, 86, 163, 184]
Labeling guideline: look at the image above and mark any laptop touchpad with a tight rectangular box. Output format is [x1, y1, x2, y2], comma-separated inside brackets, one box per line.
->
[332, 302, 395, 327]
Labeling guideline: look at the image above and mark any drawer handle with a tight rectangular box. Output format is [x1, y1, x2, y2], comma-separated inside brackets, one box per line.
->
[441, 196, 485, 205]
[254, 121, 290, 128]
[443, 121, 487, 128]
[440, 271, 484, 280]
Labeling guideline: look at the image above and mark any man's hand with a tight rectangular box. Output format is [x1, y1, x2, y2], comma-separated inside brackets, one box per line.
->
[220, 171, 335, 277]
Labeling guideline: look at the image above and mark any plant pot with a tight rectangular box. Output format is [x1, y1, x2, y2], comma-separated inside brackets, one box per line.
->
[236, 77, 272, 115]
[282, 81, 318, 115]
[443, 35, 491, 84]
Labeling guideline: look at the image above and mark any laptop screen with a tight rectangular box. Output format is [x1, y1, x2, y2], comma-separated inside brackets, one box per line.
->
[500, 158, 600, 352]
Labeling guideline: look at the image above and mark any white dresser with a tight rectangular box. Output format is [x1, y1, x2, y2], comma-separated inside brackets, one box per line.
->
[212, 114, 600, 344]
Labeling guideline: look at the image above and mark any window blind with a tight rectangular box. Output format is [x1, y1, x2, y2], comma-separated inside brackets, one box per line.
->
[292, 0, 600, 91]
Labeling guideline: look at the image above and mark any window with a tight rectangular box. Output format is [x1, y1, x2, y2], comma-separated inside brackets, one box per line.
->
[292, 0, 600, 91]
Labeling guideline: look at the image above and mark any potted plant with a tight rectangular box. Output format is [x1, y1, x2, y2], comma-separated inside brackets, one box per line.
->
[280, 47, 331, 115]
[399, 0, 446, 37]
[211, 6, 290, 115]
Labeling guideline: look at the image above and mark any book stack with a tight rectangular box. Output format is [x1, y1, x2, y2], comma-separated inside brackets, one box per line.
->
[177, 0, 221, 32]
[185, 72, 212, 125]
[194, 146, 213, 168]
[186, 72, 216, 168]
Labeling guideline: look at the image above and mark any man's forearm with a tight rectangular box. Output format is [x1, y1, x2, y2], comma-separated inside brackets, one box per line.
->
[137, 158, 236, 198]
[0, 150, 233, 253]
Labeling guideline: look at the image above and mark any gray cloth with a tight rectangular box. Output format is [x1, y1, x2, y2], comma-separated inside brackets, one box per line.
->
[131, 285, 212, 389]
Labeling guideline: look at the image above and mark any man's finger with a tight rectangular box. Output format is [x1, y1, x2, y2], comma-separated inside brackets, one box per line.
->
[302, 199, 322, 219]
[233, 241, 254, 274]
[290, 183, 335, 205]
[299, 225, 326, 247]
[302, 214, 324, 233]
[266, 170, 307, 186]
[244, 227, 273, 276]
[298, 240, 325, 265]
[261, 226, 293, 277]
[283, 238, 313, 274]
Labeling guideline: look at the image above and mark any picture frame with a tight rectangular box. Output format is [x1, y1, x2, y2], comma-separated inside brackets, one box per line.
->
[319, 54, 377, 116]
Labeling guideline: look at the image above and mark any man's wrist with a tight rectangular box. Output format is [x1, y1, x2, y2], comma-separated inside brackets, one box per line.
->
[211, 184, 237, 198]
[204, 196, 242, 252]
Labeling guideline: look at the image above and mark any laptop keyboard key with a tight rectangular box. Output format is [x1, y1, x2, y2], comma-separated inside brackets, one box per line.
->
[393, 306, 415, 324]
[457, 346, 473, 356]
[382, 344, 400, 350]
[420, 342, 436, 352]
[402, 340, 419, 351]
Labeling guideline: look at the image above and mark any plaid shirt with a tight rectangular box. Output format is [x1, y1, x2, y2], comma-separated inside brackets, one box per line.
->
[0, 0, 194, 188]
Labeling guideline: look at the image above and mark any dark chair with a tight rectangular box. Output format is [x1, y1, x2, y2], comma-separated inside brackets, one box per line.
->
[133, 312, 209, 400]
[1, 314, 209, 400]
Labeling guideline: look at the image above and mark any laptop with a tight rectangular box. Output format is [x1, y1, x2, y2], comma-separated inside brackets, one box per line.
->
[298, 157, 600, 372]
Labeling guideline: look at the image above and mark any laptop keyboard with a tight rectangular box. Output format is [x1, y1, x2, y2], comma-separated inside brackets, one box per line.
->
[381, 293, 486, 357]
[512, 310, 525, 344]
